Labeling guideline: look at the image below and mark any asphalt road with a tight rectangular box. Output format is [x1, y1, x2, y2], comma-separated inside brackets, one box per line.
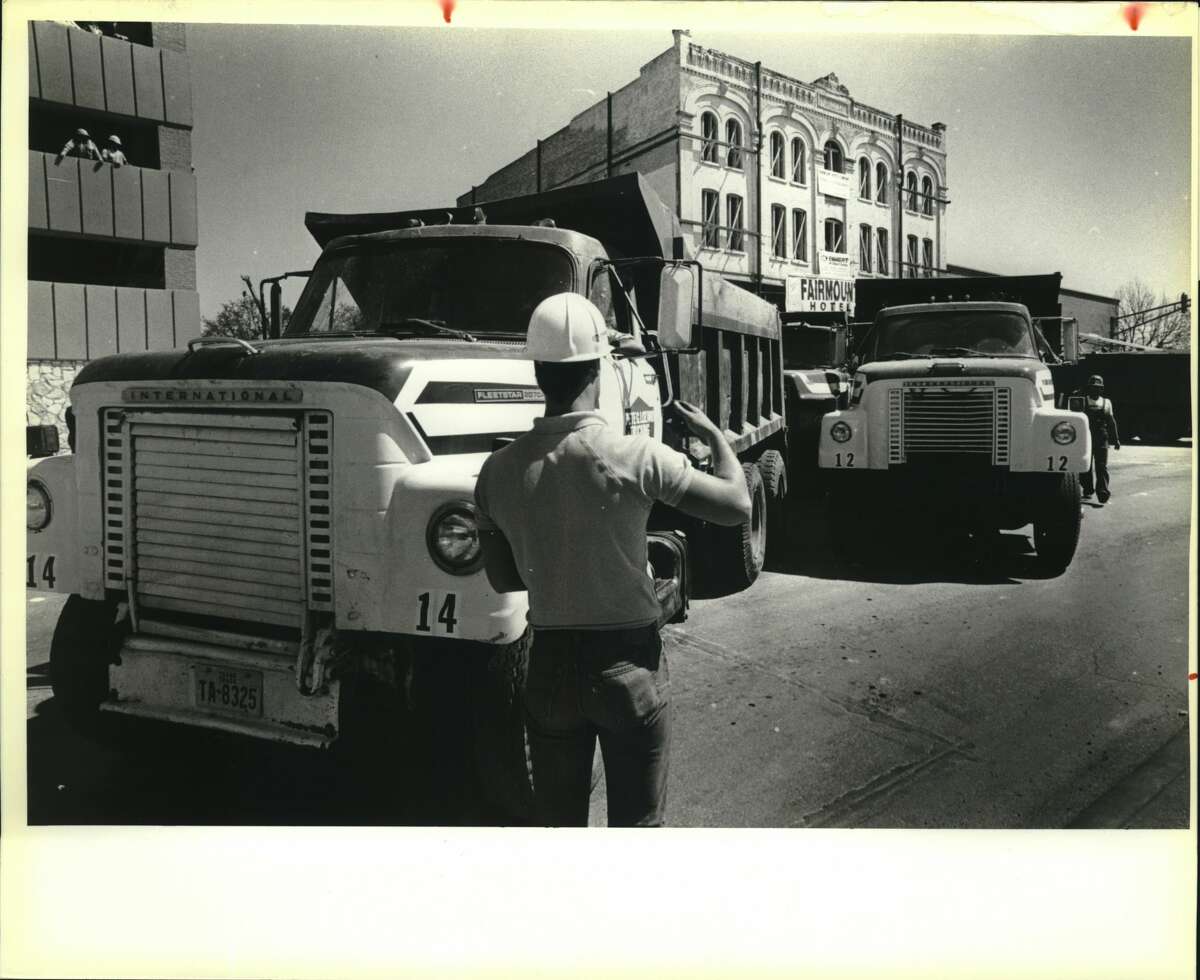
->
[24, 443, 1192, 827]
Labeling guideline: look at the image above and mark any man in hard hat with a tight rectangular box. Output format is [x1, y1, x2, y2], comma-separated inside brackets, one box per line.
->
[57, 128, 101, 162]
[102, 135, 128, 167]
[1078, 374, 1121, 504]
[474, 293, 751, 827]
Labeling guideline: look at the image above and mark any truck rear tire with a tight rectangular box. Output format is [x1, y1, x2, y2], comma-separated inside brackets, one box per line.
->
[1033, 473, 1082, 574]
[49, 595, 121, 732]
[707, 461, 767, 595]
[757, 450, 788, 561]
[469, 631, 535, 825]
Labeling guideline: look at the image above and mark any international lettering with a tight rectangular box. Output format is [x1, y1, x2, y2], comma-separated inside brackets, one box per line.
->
[122, 387, 303, 403]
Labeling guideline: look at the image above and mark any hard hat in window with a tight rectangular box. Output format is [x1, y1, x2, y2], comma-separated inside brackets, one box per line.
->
[526, 293, 608, 362]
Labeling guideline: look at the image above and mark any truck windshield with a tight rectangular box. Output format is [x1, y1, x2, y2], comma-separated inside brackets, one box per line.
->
[285, 239, 574, 338]
[869, 311, 1037, 362]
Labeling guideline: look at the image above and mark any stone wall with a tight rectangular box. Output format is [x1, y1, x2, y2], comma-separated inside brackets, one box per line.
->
[27, 360, 84, 450]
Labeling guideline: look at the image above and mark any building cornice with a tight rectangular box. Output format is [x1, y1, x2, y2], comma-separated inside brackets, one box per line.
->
[684, 41, 946, 155]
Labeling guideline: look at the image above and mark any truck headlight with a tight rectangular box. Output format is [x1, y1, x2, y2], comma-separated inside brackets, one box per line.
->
[27, 481, 51, 531]
[830, 421, 853, 443]
[427, 502, 483, 575]
[1051, 421, 1077, 445]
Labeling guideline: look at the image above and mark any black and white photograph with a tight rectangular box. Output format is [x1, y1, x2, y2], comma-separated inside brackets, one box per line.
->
[4, 0, 1196, 976]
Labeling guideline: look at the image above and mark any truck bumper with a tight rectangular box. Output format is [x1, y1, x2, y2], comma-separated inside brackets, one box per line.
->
[103, 626, 339, 748]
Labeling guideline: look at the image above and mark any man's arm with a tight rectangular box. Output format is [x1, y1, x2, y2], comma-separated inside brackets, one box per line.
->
[668, 401, 752, 526]
[1107, 401, 1121, 449]
[479, 528, 526, 593]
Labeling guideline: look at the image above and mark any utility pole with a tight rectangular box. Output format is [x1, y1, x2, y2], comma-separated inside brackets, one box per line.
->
[894, 114, 903, 278]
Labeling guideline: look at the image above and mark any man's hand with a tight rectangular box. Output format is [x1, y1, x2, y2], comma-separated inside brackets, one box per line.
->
[1113, 445, 1121, 451]
[671, 400, 723, 442]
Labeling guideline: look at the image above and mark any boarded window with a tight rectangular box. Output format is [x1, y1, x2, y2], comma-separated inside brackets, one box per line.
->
[922, 238, 934, 277]
[771, 205, 786, 258]
[770, 131, 785, 179]
[858, 158, 872, 200]
[875, 161, 889, 205]
[792, 209, 808, 261]
[906, 170, 918, 211]
[906, 234, 919, 278]
[859, 224, 873, 274]
[824, 218, 845, 254]
[726, 119, 743, 170]
[922, 175, 935, 216]
[701, 112, 719, 164]
[823, 140, 843, 173]
[791, 138, 806, 183]
[876, 228, 889, 275]
[727, 194, 745, 251]
[702, 189, 720, 248]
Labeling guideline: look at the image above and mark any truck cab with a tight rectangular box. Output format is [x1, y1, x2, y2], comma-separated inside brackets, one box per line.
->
[818, 298, 1091, 571]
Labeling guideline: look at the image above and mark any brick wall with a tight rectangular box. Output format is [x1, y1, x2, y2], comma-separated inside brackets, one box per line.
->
[164, 247, 197, 290]
[151, 22, 188, 53]
[27, 360, 85, 447]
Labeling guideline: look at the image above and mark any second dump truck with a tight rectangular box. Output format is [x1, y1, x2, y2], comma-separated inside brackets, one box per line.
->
[818, 274, 1092, 572]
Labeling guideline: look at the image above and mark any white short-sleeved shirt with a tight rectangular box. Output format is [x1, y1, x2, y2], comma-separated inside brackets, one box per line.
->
[475, 411, 693, 630]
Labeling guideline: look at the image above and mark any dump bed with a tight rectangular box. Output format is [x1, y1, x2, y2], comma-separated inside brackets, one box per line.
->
[855, 273, 1064, 323]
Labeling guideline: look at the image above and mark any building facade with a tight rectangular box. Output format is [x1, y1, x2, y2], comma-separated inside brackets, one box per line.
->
[27, 20, 200, 445]
[459, 31, 949, 315]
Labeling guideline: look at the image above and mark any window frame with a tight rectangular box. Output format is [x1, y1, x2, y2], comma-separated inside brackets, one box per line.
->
[769, 131, 785, 180]
[857, 157, 872, 201]
[858, 223, 873, 274]
[791, 137, 807, 184]
[700, 111, 720, 165]
[726, 118, 744, 170]
[823, 140, 844, 174]
[727, 193, 745, 252]
[824, 217, 846, 255]
[905, 234, 919, 278]
[905, 170, 919, 212]
[701, 188, 720, 249]
[876, 227, 889, 276]
[921, 237, 934, 278]
[875, 161, 889, 205]
[921, 175, 935, 217]
[770, 204, 787, 259]
[792, 208, 808, 262]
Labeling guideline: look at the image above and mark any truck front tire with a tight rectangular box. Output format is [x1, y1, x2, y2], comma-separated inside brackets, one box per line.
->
[757, 450, 788, 561]
[1033, 473, 1082, 574]
[49, 595, 121, 731]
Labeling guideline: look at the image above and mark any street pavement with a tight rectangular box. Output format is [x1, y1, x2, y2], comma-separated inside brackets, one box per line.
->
[23, 442, 1193, 827]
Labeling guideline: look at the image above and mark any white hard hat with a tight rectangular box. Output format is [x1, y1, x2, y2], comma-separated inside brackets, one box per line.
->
[525, 293, 607, 362]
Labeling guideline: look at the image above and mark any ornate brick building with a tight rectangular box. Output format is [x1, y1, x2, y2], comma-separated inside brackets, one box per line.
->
[27, 20, 199, 446]
[459, 31, 949, 315]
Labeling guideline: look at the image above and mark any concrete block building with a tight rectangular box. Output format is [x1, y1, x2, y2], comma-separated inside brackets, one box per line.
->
[27, 20, 200, 445]
[459, 31, 949, 315]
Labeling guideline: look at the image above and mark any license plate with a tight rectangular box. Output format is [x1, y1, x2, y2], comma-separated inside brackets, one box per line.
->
[193, 664, 263, 718]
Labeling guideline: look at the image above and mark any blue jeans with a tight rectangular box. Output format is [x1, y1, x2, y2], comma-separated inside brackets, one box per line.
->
[524, 625, 671, 827]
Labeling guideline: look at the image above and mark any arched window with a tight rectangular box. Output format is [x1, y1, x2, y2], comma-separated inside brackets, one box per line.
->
[700, 111, 719, 164]
[858, 158, 872, 200]
[921, 175, 935, 216]
[726, 119, 744, 170]
[823, 140, 843, 173]
[769, 131, 785, 179]
[905, 170, 918, 211]
[791, 137, 806, 184]
[875, 161, 889, 205]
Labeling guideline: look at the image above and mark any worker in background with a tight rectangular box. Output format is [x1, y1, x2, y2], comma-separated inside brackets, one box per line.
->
[57, 128, 101, 162]
[475, 293, 751, 827]
[102, 135, 128, 167]
[1079, 374, 1121, 504]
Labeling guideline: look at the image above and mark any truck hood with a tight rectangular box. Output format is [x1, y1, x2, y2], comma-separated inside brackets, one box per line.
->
[859, 357, 1045, 383]
[72, 336, 531, 402]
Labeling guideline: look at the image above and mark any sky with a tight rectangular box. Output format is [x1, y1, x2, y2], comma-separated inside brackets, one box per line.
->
[188, 19, 1194, 318]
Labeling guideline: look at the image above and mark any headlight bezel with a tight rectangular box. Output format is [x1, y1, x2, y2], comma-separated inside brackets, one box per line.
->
[426, 500, 484, 575]
[829, 420, 853, 444]
[27, 480, 51, 532]
[1051, 421, 1077, 446]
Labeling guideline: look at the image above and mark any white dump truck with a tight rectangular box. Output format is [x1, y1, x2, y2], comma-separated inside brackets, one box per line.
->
[818, 274, 1091, 572]
[26, 175, 787, 820]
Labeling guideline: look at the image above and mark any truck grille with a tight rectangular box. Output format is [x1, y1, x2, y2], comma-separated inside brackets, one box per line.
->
[890, 382, 1011, 465]
[102, 409, 332, 628]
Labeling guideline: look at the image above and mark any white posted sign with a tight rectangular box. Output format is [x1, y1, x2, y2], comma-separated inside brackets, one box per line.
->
[816, 167, 853, 199]
[786, 273, 856, 313]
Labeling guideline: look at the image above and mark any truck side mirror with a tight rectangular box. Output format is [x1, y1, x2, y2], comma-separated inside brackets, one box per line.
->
[269, 281, 282, 339]
[657, 266, 696, 349]
[1066, 395, 1085, 413]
